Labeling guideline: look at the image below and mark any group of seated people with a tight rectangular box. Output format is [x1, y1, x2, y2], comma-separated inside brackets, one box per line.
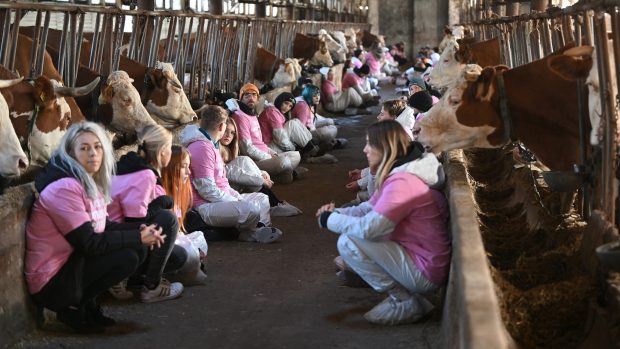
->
[24, 36, 451, 331]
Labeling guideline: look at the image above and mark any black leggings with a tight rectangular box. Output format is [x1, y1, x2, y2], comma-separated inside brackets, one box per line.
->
[260, 185, 281, 207]
[142, 209, 185, 288]
[33, 246, 147, 312]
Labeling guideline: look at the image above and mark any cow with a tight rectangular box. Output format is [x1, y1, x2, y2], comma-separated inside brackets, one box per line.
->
[429, 37, 501, 89]
[318, 29, 347, 63]
[344, 28, 360, 53]
[98, 70, 156, 135]
[293, 33, 322, 60]
[416, 44, 592, 172]
[272, 58, 302, 89]
[0, 64, 99, 168]
[254, 46, 283, 84]
[0, 77, 29, 177]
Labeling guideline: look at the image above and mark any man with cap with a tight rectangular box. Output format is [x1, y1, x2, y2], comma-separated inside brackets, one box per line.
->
[226, 83, 303, 184]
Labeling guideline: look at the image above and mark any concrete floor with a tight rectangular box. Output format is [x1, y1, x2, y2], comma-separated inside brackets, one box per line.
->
[12, 84, 441, 349]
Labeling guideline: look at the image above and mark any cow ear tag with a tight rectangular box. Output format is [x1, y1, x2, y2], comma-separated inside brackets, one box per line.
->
[39, 93, 45, 102]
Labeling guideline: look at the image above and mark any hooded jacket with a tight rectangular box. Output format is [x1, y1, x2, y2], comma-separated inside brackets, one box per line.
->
[395, 106, 416, 140]
[25, 155, 142, 295]
[325, 149, 450, 286]
[258, 105, 296, 151]
[107, 152, 167, 223]
[227, 99, 275, 162]
[179, 124, 241, 206]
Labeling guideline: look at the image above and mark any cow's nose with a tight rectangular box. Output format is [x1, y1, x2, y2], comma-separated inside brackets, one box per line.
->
[17, 156, 28, 170]
[192, 115, 198, 122]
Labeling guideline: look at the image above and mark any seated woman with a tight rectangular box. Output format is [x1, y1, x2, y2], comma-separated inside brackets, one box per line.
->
[258, 92, 322, 161]
[377, 99, 415, 139]
[107, 124, 185, 303]
[291, 84, 347, 153]
[316, 121, 451, 325]
[341, 64, 378, 103]
[320, 67, 364, 115]
[220, 117, 302, 217]
[25, 122, 164, 332]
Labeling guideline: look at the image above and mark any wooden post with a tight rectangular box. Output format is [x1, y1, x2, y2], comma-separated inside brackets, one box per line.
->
[209, 0, 223, 15]
[256, 1, 267, 18]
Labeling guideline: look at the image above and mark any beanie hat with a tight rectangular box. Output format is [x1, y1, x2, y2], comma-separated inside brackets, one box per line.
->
[239, 83, 259, 99]
[408, 90, 433, 112]
[274, 92, 296, 111]
[409, 76, 426, 91]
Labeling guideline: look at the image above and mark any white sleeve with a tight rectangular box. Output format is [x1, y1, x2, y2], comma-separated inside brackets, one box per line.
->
[326, 210, 396, 240]
[192, 177, 238, 203]
[239, 138, 271, 162]
[272, 128, 296, 151]
[334, 201, 373, 217]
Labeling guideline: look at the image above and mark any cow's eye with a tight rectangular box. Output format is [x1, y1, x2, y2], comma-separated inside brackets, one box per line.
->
[449, 96, 461, 106]
[172, 86, 182, 93]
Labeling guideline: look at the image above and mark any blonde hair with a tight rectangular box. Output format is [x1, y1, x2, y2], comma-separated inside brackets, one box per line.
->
[382, 99, 407, 118]
[52, 121, 115, 202]
[367, 121, 411, 188]
[220, 117, 239, 163]
[138, 124, 172, 170]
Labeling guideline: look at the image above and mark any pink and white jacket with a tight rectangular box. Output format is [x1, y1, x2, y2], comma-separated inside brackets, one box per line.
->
[290, 100, 315, 130]
[326, 152, 451, 286]
[108, 162, 166, 223]
[179, 124, 241, 207]
[232, 108, 275, 162]
[258, 105, 295, 151]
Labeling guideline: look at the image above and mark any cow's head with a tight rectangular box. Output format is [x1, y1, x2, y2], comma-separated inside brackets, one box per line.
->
[0, 77, 28, 177]
[429, 38, 463, 89]
[417, 64, 507, 153]
[548, 45, 599, 145]
[143, 62, 197, 126]
[99, 70, 155, 135]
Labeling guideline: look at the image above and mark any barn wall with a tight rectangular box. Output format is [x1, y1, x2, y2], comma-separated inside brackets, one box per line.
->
[367, 0, 449, 59]
[0, 184, 36, 348]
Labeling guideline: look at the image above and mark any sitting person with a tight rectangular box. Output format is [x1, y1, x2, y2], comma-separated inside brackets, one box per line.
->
[220, 117, 302, 217]
[258, 92, 327, 162]
[25, 122, 164, 332]
[377, 99, 415, 139]
[179, 105, 283, 243]
[291, 84, 347, 154]
[226, 83, 302, 184]
[316, 121, 450, 325]
[342, 64, 378, 103]
[320, 67, 364, 115]
[107, 124, 185, 303]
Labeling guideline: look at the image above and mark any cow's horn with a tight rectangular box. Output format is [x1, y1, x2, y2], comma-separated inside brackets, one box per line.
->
[54, 77, 101, 97]
[564, 45, 594, 57]
[168, 78, 182, 89]
[0, 77, 24, 89]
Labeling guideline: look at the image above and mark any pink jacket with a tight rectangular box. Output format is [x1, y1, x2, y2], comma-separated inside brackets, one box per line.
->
[233, 109, 271, 154]
[291, 100, 314, 129]
[108, 169, 166, 223]
[25, 178, 107, 293]
[321, 79, 338, 103]
[342, 71, 363, 89]
[364, 52, 382, 75]
[258, 106, 286, 145]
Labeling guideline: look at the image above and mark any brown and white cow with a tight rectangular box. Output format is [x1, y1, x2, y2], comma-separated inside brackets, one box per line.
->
[98, 70, 156, 135]
[318, 29, 347, 63]
[429, 37, 501, 89]
[417, 45, 592, 171]
[143, 62, 197, 127]
[0, 77, 29, 177]
[0, 65, 99, 168]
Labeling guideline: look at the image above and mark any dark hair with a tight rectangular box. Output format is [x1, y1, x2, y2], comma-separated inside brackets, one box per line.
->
[200, 105, 228, 131]
[354, 64, 370, 76]
[408, 91, 433, 112]
[353, 48, 363, 58]
[274, 92, 296, 111]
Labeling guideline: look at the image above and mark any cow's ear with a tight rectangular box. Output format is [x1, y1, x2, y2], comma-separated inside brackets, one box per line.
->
[548, 54, 593, 80]
[474, 67, 497, 102]
[33, 77, 55, 106]
[455, 45, 473, 64]
[149, 69, 168, 90]
[99, 84, 115, 104]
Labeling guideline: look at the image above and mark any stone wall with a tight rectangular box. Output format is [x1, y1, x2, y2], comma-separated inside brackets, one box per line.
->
[0, 184, 36, 348]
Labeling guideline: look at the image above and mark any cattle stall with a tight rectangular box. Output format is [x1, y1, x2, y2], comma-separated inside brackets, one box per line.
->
[439, 1, 620, 348]
[0, 1, 369, 103]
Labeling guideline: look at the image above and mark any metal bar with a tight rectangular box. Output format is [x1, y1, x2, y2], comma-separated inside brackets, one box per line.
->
[127, 14, 138, 60]
[89, 12, 101, 69]
[36, 11, 51, 78]
[0, 9, 12, 66]
[57, 12, 70, 81]
[72, 12, 85, 86]
[164, 16, 177, 62]
[29, 10, 42, 78]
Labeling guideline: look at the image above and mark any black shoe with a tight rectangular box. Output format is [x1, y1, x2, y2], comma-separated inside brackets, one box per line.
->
[57, 307, 105, 333]
[85, 303, 116, 327]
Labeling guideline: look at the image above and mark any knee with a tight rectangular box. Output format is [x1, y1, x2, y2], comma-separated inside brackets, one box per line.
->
[152, 210, 180, 238]
[337, 234, 357, 258]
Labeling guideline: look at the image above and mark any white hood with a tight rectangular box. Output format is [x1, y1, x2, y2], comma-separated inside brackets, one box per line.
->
[179, 124, 209, 147]
[391, 152, 445, 189]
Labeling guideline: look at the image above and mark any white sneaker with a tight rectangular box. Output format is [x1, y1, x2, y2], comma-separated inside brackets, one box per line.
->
[270, 201, 302, 217]
[253, 227, 283, 243]
[108, 279, 133, 300]
[364, 294, 434, 325]
[140, 279, 184, 303]
[306, 154, 338, 164]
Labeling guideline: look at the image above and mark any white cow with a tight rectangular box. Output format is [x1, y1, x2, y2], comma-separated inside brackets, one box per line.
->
[0, 78, 28, 177]
[145, 62, 197, 127]
[319, 29, 347, 63]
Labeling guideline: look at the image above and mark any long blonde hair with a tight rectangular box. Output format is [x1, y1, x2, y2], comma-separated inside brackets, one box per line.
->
[138, 124, 172, 170]
[368, 121, 411, 188]
[52, 121, 116, 202]
[220, 117, 239, 163]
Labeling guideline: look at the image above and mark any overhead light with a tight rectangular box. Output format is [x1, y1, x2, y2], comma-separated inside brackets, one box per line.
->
[358, 5, 362, 10]
[364, 5, 368, 10]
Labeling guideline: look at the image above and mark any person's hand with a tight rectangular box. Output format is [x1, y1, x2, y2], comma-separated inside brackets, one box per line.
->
[262, 176, 274, 188]
[348, 169, 362, 180]
[272, 153, 279, 158]
[345, 181, 360, 192]
[316, 202, 335, 217]
[140, 224, 166, 249]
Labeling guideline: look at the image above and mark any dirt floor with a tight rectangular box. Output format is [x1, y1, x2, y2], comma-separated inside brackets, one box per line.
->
[11, 84, 441, 349]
